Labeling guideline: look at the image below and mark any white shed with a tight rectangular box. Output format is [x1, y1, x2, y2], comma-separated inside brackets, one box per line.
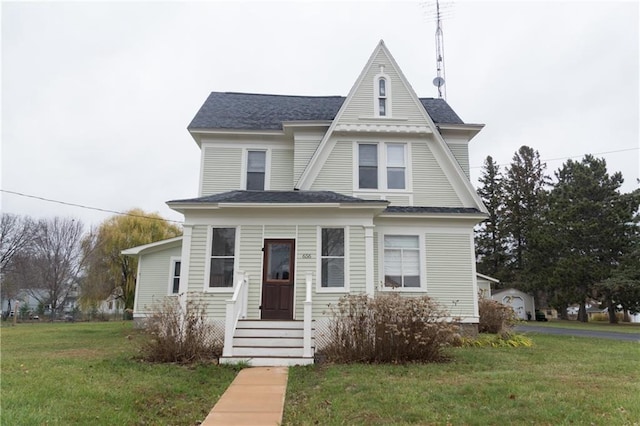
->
[491, 288, 536, 321]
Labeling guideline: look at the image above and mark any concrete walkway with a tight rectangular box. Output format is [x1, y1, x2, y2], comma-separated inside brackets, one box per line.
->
[201, 367, 288, 426]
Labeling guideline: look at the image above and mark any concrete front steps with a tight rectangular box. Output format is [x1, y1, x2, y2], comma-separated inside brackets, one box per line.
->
[219, 320, 315, 367]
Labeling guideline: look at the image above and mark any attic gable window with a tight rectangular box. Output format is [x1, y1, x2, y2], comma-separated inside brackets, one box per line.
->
[374, 68, 391, 117]
[378, 78, 387, 116]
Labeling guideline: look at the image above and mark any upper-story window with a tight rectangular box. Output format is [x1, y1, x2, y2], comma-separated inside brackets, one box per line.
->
[246, 150, 266, 190]
[386, 144, 406, 189]
[374, 68, 391, 117]
[358, 144, 378, 189]
[357, 142, 407, 190]
[378, 78, 387, 116]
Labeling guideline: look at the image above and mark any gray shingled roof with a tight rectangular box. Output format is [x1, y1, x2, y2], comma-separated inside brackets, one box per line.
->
[384, 206, 483, 214]
[168, 190, 388, 205]
[188, 92, 464, 131]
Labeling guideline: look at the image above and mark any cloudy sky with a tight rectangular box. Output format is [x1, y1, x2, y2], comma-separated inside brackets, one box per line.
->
[2, 0, 638, 229]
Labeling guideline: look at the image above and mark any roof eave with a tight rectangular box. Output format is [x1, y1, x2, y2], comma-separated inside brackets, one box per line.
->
[378, 211, 488, 220]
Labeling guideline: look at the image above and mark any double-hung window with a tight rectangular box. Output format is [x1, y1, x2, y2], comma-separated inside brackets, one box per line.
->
[246, 151, 266, 190]
[386, 144, 406, 189]
[358, 144, 378, 189]
[384, 235, 420, 288]
[170, 259, 181, 294]
[209, 228, 236, 288]
[321, 228, 345, 288]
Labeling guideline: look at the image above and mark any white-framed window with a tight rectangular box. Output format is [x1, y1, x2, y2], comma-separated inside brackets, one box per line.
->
[386, 144, 406, 189]
[357, 142, 408, 191]
[246, 150, 266, 190]
[320, 228, 345, 289]
[383, 235, 421, 289]
[374, 70, 392, 117]
[207, 227, 237, 289]
[168, 257, 181, 295]
[358, 144, 378, 189]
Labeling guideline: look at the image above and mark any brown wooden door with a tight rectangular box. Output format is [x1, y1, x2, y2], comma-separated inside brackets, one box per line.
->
[261, 239, 295, 320]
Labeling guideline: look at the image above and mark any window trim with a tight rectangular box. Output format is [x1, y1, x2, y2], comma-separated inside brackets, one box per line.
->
[374, 71, 392, 117]
[168, 256, 181, 295]
[378, 230, 426, 292]
[355, 142, 410, 192]
[203, 226, 239, 293]
[241, 149, 270, 191]
[316, 226, 349, 293]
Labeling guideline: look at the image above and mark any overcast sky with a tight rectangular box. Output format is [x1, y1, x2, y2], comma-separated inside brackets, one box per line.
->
[2, 0, 639, 229]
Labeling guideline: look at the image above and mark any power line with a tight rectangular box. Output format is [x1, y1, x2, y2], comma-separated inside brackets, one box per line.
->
[469, 147, 639, 170]
[0, 189, 184, 224]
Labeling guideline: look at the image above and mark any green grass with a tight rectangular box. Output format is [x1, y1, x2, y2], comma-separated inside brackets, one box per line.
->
[283, 334, 640, 425]
[522, 319, 640, 334]
[1, 322, 239, 426]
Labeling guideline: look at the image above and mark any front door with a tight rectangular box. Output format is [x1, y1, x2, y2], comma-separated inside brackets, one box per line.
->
[261, 239, 295, 320]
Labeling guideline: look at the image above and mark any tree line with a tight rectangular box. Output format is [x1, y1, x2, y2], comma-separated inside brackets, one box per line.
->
[0, 210, 181, 319]
[476, 146, 640, 323]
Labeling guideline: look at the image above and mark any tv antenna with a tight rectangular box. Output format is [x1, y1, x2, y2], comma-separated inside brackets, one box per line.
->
[421, 1, 454, 100]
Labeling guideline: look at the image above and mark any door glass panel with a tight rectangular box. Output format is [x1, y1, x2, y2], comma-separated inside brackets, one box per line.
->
[267, 243, 291, 281]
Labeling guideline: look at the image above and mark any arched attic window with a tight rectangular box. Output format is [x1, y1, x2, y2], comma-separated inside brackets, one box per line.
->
[374, 67, 391, 117]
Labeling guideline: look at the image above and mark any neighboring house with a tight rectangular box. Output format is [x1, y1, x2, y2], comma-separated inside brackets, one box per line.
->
[491, 288, 536, 321]
[124, 40, 488, 365]
[476, 273, 499, 299]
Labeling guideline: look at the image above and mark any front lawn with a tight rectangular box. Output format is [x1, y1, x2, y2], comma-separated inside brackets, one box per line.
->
[283, 334, 640, 425]
[521, 319, 640, 334]
[1, 322, 239, 425]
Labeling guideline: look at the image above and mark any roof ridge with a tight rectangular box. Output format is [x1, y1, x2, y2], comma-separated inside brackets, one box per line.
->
[219, 92, 345, 99]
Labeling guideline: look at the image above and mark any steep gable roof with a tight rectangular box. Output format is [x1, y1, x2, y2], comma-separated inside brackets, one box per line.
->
[188, 92, 463, 131]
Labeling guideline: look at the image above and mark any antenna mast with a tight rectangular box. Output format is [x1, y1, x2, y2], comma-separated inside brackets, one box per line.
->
[433, 0, 447, 99]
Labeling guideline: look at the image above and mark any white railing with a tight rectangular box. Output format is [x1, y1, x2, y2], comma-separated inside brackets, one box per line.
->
[222, 272, 248, 357]
[303, 272, 313, 358]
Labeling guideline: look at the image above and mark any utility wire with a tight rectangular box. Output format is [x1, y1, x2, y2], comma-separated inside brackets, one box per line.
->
[469, 147, 639, 170]
[0, 189, 184, 224]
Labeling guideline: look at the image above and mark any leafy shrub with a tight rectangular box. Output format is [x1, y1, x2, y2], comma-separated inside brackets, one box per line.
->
[320, 294, 460, 364]
[462, 333, 533, 348]
[478, 298, 517, 334]
[139, 297, 222, 364]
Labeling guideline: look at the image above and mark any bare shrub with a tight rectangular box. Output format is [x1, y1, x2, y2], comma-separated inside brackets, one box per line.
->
[320, 294, 460, 364]
[139, 297, 222, 364]
[478, 298, 517, 334]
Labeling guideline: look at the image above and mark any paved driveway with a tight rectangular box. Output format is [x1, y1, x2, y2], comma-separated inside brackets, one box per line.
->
[515, 324, 640, 342]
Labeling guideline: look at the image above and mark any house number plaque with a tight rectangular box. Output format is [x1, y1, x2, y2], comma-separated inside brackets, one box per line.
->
[300, 253, 312, 259]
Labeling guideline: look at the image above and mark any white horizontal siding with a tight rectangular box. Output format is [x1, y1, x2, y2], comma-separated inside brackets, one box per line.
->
[384, 194, 411, 206]
[447, 143, 470, 179]
[270, 149, 294, 190]
[310, 141, 353, 193]
[135, 245, 182, 314]
[339, 48, 426, 124]
[295, 225, 316, 319]
[294, 135, 322, 183]
[238, 225, 264, 319]
[348, 226, 366, 294]
[425, 233, 475, 317]
[412, 139, 463, 207]
[201, 147, 242, 195]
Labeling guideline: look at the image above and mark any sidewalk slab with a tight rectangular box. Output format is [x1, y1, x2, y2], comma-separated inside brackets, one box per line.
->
[201, 367, 288, 426]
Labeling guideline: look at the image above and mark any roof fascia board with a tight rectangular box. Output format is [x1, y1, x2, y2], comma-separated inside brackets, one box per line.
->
[121, 236, 183, 256]
[377, 212, 488, 221]
[476, 272, 500, 283]
[295, 41, 387, 190]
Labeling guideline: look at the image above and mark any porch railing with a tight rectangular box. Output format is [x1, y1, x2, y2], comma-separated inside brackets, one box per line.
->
[303, 272, 313, 358]
[222, 272, 248, 357]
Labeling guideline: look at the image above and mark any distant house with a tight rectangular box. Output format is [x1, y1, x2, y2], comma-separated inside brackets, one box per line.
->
[491, 288, 535, 321]
[124, 40, 489, 366]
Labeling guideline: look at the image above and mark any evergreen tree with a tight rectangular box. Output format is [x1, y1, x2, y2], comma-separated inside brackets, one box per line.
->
[501, 146, 550, 285]
[475, 156, 508, 282]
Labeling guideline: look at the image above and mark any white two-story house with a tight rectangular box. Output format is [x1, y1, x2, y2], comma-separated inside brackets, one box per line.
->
[123, 40, 488, 366]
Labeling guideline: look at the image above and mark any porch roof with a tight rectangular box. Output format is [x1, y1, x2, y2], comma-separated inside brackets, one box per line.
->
[168, 190, 389, 205]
